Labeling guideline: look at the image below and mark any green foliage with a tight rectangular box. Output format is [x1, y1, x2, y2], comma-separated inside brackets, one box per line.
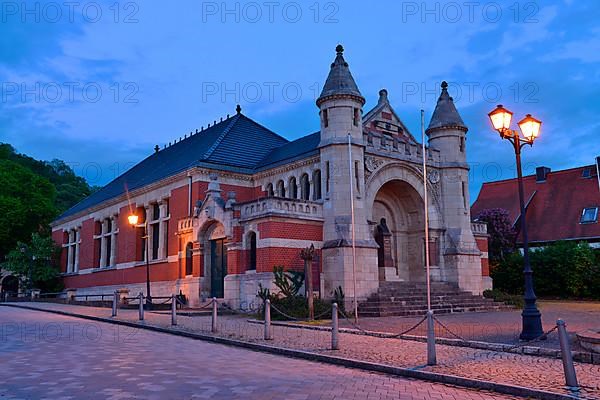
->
[333, 285, 345, 312]
[269, 296, 332, 321]
[483, 289, 524, 309]
[273, 266, 304, 298]
[491, 241, 600, 299]
[2, 233, 63, 292]
[0, 143, 94, 260]
[257, 283, 271, 303]
[474, 208, 516, 263]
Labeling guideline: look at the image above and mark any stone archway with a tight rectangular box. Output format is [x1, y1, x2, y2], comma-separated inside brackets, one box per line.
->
[198, 221, 228, 299]
[0, 275, 19, 296]
[372, 180, 425, 282]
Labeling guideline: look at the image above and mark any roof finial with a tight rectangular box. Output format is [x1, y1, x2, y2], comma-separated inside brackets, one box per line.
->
[441, 81, 448, 90]
[154, 145, 159, 153]
[336, 44, 344, 55]
[236, 104, 242, 114]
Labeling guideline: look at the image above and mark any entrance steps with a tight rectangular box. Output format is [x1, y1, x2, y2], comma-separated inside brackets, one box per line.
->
[358, 282, 512, 317]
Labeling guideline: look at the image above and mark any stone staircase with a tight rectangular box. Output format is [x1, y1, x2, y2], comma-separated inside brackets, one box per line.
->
[358, 282, 512, 317]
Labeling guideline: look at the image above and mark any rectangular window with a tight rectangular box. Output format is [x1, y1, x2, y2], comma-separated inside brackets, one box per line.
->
[152, 223, 160, 260]
[326, 162, 330, 193]
[353, 108, 359, 126]
[105, 235, 111, 266]
[582, 168, 592, 178]
[581, 207, 599, 224]
[323, 109, 328, 128]
[462, 181, 467, 209]
[354, 161, 360, 192]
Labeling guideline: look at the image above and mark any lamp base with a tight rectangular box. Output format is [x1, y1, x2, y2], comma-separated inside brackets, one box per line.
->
[520, 303, 544, 341]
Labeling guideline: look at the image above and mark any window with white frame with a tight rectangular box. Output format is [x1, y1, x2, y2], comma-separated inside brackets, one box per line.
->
[95, 216, 118, 268]
[147, 200, 170, 261]
[581, 207, 598, 224]
[64, 228, 80, 273]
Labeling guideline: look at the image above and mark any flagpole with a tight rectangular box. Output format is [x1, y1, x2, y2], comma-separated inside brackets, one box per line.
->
[348, 133, 358, 324]
[421, 110, 431, 312]
[422, 109, 436, 365]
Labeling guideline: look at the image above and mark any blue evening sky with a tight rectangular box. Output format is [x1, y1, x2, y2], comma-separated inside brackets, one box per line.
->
[1, 0, 598, 202]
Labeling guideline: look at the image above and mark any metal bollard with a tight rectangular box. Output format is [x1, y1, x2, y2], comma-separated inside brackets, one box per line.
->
[264, 299, 273, 340]
[426, 310, 437, 366]
[211, 297, 218, 333]
[171, 294, 177, 326]
[111, 291, 118, 317]
[138, 292, 144, 321]
[557, 319, 579, 389]
[331, 303, 339, 350]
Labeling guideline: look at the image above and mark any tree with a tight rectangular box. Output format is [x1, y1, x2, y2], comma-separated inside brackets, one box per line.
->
[0, 159, 57, 259]
[474, 208, 516, 263]
[2, 233, 62, 292]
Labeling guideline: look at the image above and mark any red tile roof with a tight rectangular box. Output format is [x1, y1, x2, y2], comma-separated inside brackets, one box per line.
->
[471, 164, 600, 244]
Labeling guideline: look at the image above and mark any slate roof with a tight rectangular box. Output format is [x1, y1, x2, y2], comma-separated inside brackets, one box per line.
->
[57, 112, 305, 221]
[426, 81, 467, 133]
[471, 165, 600, 244]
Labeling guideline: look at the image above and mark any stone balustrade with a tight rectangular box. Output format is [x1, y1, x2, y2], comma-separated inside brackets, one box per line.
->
[239, 197, 323, 221]
[471, 221, 488, 236]
[178, 217, 195, 233]
[364, 132, 441, 163]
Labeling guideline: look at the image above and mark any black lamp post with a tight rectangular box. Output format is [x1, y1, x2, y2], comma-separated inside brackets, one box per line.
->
[128, 213, 152, 309]
[488, 105, 543, 340]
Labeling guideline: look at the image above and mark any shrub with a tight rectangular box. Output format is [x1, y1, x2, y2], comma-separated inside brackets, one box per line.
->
[269, 295, 332, 321]
[491, 241, 600, 299]
[483, 289, 524, 309]
[273, 266, 304, 298]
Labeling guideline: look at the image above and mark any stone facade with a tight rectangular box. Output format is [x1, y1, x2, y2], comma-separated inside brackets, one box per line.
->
[51, 46, 490, 308]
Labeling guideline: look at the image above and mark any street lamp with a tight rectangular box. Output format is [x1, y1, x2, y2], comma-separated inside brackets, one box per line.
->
[488, 104, 543, 340]
[128, 213, 152, 308]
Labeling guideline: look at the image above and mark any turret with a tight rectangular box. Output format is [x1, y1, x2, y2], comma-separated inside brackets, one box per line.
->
[317, 45, 365, 146]
[426, 81, 468, 163]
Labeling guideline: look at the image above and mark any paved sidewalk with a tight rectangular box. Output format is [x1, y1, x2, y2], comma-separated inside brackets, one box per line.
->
[337, 301, 600, 351]
[3, 302, 599, 399]
[1, 307, 522, 400]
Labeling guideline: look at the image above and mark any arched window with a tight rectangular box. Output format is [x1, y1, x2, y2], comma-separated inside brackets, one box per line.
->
[312, 170, 322, 200]
[248, 232, 257, 271]
[185, 242, 193, 276]
[265, 183, 274, 197]
[288, 177, 298, 199]
[276, 180, 285, 197]
[300, 173, 310, 200]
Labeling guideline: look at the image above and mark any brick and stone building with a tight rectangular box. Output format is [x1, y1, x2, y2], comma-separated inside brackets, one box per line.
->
[50, 46, 490, 309]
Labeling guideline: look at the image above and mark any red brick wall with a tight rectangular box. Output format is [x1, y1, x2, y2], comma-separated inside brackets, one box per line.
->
[52, 230, 66, 273]
[474, 235, 490, 277]
[78, 218, 96, 270]
[258, 221, 323, 241]
[117, 205, 136, 264]
[63, 261, 179, 288]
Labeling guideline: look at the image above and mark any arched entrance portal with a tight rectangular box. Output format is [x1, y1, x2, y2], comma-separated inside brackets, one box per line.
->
[1, 275, 19, 296]
[372, 180, 425, 282]
[201, 222, 228, 299]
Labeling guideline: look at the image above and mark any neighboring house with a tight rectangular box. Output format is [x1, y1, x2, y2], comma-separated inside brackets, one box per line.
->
[51, 46, 490, 309]
[471, 159, 600, 249]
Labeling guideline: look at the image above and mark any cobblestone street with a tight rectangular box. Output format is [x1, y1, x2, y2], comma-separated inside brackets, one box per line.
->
[0, 306, 525, 400]
[3, 302, 599, 399]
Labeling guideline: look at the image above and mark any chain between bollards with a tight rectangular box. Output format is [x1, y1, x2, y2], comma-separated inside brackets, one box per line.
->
[264, 299, 273, 340]
[331, 303, 339, 350]
[138, 292, 144, 321]
[211, 297, 218, 333]
[171, 294, 177, 326]
[426, 310, 436, 366]
[111, 291, 118, 317]
[557, 319, 579, 390]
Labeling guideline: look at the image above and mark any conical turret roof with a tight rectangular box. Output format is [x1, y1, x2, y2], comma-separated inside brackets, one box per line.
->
[426, 81, 467, 133]
[316, 45, 364, 106]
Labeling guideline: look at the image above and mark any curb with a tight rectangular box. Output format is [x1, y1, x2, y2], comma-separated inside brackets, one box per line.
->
[1, 303, 581, 400]
[246, 319, 600, 365]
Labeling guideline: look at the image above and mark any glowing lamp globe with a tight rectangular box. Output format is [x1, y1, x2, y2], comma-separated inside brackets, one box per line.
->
[518, 114, 542, 141]
[488, 104, 513, 133]
[128, 214, 139, 226]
